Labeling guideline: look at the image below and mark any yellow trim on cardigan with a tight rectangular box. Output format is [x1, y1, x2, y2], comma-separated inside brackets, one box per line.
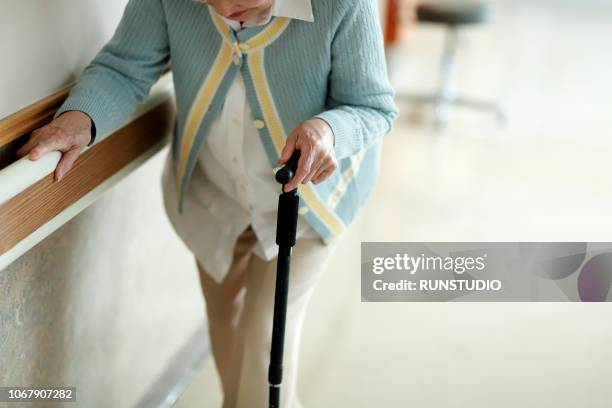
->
[248, 49, 346, 237]
[248, 51, 286, 153]
[210, 9, 233, 46]
[210, 9, 290, 54]
[176, 43, 233, 195]
[246, 17, 291, 50]
[328, 149, 366, 210]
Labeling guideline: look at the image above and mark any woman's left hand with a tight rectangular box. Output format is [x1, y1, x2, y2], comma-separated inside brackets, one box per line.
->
[278, 118, 338, 192]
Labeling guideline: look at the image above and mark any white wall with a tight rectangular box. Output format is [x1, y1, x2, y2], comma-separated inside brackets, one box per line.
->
[0, 1, 129, 116]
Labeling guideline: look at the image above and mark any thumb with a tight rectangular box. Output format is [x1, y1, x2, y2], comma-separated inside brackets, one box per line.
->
[55, 147, 83, 182]
[278, 133, 296, 164]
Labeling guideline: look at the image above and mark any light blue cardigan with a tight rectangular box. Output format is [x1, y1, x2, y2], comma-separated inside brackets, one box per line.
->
[54, 0, 399, 244]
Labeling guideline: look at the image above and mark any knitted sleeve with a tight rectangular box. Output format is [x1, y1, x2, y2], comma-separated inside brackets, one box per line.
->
[314, 0, 399, 161]
[53, 0, 170, 147]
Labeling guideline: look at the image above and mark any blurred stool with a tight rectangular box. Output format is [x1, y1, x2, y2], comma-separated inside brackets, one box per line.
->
[401, 1, 505, 129]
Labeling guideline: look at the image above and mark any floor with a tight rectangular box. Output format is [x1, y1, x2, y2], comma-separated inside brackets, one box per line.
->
[175, 1, 612, 407]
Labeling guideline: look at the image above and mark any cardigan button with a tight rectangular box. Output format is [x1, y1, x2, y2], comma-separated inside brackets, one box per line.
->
[232, 54, 241, 65]
[253, 119, 265, 129]
[298, 206, 309, 215]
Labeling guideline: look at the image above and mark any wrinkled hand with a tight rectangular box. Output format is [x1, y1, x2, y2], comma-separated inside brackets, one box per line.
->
[16, 110, 93, 182]
[278, 118, 338, 193]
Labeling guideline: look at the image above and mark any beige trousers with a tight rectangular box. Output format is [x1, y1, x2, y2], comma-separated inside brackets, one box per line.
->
[196, 225, 339, 408]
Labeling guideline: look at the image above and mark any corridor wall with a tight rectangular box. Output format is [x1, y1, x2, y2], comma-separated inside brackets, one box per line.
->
[0, 2, 206, 406]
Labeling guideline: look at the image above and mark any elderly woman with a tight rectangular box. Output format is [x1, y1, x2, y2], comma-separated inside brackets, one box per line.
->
[17, 0, 398, 406]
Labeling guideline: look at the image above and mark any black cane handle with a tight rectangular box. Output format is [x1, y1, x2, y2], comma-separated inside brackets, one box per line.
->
[275, 150, 301, 185]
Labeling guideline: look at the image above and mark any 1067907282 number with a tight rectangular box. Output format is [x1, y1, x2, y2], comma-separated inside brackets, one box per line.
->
[0, 387, 76, 402]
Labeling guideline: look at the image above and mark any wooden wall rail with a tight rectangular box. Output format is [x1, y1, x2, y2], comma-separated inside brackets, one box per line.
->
[0, 102, 174, 256]
[0, 65, 171, 150]
[0, 83, 74, 149]
[0, 73, 175, 266]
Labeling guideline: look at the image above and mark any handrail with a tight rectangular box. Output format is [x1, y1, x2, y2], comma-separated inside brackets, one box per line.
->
[0, 72, 176, 270]
[0, 84, 74, 149]
[0, 73, 174, 206]
[0, 65, 172, 149]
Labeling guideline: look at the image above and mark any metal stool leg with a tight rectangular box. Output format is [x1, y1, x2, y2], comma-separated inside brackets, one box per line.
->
[433, 27, 460, 129]
[395, 23, 506, 129]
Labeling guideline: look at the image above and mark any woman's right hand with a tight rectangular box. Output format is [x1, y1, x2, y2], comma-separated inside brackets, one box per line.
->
[16, 110, 93, 182]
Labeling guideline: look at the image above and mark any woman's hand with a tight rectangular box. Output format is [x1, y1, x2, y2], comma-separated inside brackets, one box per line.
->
[16, 110, 93, 182]
[278, 118, 338, 193]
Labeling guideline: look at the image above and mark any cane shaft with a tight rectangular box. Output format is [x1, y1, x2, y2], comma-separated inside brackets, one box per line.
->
[269, 245, 291, 407]
[269, 150, 301, 408]
[268, 189, 299, 407]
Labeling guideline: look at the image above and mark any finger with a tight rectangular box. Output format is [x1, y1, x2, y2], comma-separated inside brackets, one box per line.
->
[55, 147, 83, 182]
[312, 159, 337, 184]
[28, 133, 72, 160]
[284, 144, 313, 192]
[278, 133, 297, 164]
[302, 153, 325, 185]
[312, 169, 327, 184]
[311, 165, 328, 184]
[312, 163, 332, 184]
[16, 137, 38, 158]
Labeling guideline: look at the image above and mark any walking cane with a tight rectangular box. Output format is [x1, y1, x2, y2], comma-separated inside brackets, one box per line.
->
[269, 149, 301, 408]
